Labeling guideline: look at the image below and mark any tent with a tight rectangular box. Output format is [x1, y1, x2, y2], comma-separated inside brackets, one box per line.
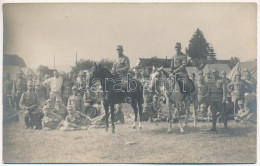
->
[186, 67, 199, 79]
[3, 66, 36, 80]
[227, 60, 257, 80]
[203, 64, 230, 75]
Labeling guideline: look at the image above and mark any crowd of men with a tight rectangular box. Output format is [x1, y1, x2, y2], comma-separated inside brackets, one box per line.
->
[3, 43, 257, 131]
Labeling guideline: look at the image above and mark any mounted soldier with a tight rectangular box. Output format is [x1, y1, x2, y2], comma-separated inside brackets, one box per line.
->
[112, 45, 130, 87]
[170, 42, 195, 95]
[112, 45, 131, 103]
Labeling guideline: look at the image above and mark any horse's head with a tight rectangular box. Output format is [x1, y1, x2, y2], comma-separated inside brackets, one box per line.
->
[150, 66, 163, 91]
[89, 62, 109, 88]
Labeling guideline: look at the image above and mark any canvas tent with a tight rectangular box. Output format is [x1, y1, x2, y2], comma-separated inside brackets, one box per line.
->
[3, 54, 36, 80]
[186, 67, 199, 79]
[203, 64, 230, 75]
[227, 60, 257, 80]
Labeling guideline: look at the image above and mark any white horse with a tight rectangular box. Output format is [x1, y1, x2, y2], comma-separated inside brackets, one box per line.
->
[150, 67, 197, 134]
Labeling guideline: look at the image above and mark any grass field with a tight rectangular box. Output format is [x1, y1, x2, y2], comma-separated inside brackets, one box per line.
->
[3, 104, 256, 163]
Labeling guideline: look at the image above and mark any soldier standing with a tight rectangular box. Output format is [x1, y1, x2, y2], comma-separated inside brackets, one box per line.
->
[62, 73, 74, 106]
[197, 74, 210, 114]
[3, 73, 13, 111]
[43, 70, 63, 103]
[208, 68, 228, 131]
[19, 82, 43, 129]
[12, 70, 27, 111]
[242, 68, 256, 93]
[228, 71, 249, 116]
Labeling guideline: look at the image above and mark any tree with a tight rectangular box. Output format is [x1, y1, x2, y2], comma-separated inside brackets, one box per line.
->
[37, 65, 54, 76]
[229, 57, 240, 69]
[186, 28, 210, 67]
[207, 45, 216, 60]
[70, 58, 114, 74]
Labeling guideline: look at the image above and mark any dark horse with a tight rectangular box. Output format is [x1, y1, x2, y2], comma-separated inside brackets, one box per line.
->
[89, 63, 144, 133]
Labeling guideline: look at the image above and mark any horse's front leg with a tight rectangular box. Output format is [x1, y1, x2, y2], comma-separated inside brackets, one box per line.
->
[138, 100, 143, 130]
[177, 106, 184, 134]
[104, 102, 109, 132]
[110, 104, 115, 133]
[167, 100, 173, 134]
[131, 100, 138, 129]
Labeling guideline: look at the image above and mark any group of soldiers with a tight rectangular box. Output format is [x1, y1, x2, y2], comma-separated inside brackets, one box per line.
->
[3, 69, 101, 130]
[3, 43, 257, 131]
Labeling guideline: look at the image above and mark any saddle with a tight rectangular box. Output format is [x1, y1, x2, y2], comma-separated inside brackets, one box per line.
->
[175, 74, 196, 95]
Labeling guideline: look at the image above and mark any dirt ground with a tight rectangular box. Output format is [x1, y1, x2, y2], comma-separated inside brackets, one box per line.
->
[3, 104, 256, 163]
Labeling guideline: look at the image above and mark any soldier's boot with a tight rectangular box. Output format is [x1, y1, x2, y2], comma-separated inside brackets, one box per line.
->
[208, 111, 217, 132]
[24, 116, 30, 129]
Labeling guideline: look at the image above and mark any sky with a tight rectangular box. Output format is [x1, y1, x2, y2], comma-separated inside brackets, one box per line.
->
[3, 3, 257, 72]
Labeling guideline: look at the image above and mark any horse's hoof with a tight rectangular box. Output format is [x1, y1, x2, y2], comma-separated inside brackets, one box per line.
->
[112, 129, 115, 133]
[139, 126, 142, 130]
[132, 125, 137, 129]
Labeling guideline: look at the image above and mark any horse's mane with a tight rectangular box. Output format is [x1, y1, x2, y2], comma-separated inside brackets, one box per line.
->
[161, 68, 170, 78]
[97, 64, 112, 77]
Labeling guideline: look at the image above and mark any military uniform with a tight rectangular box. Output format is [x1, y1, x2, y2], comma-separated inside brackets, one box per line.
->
[67, 94, 84, 113]
[112, 46, 130, 76]
[228, 72, 249, 114]
[3, 75, 13, 111]
[13, 73, 27, 110]
[35, 81, 47, 107]
[171, 42, 195, 94]
[62, 78, 74, 106]
[19, 85, 43, 129]
[208, 68, 227, 131]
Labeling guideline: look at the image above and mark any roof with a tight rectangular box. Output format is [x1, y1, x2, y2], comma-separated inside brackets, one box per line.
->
[203, 64, 230, 75]
[3, 66, 36, 80]
[227, 60, 257, 80]
[135, 57, 171, 68]
[186, 67, 199, 78]
[3, 54, 27, 67]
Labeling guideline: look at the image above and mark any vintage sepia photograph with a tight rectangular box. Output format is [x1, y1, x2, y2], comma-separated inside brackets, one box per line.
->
[2, 2, 257, 163]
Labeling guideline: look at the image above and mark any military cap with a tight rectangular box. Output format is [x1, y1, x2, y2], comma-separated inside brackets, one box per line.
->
[221, 70, 226, 74]
[175, 42, 181, 48]
[72, 85, 78, 90]
[116, 45, 124, 51]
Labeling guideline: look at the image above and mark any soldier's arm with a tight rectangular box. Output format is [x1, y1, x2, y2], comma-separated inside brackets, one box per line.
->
[19, 93, 26, 110]
[170, 57, 174, 71]
[112, 63, 117, 73]
[175, 55, 187, 73]
[117, 57, 130, 73]
[80, 97, 84, 111]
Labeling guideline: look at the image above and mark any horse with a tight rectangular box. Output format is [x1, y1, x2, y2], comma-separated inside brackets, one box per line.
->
[89, 63, 144, 133]
[150, 67, 197, 134]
